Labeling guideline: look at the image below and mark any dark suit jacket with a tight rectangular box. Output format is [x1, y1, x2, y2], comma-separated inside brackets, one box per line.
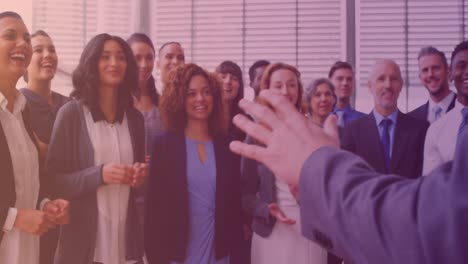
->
[0, 107, 44, 243]
[341, 111, 429, 178]
[408, 95, 456, 121]
[298, 126, 468, 264]
[144, 132, 242, 264]
[241, 137, 278, 237]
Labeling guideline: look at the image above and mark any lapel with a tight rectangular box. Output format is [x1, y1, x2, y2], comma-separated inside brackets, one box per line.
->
[213, 137, 227, 216]
[422, 102, 429, 119]
[363, 114, 388, 172]
[447, 94, 457, 112]
[390, 111, 408, 172]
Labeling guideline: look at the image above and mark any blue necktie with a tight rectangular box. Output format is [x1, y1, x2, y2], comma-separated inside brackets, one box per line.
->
[380, 118, 392, 170]
[458, 107, 468, 142]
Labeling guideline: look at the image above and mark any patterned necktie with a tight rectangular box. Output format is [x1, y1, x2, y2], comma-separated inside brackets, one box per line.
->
[336, 111, 345, 127]
[457, 107, 468, 142]
[433, 106, 442, 123]
[380, 118, 393, 170]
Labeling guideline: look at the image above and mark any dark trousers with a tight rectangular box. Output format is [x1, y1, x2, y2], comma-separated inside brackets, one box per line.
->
[40, 228, 59, 264]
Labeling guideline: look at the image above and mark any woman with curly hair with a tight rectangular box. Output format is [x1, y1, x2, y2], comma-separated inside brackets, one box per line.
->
[46, 33, 147, 264]
[241, 63, 327, 264]
[145, 63, 241, 264]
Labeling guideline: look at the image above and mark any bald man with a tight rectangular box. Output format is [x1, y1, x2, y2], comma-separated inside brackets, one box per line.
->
[340, 59, 429, 178]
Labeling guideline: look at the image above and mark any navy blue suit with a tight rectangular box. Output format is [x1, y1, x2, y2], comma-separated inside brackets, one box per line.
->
[341, 111, 429, 178]
[144, 132, 242, 264]
[298, 125, 468, 263]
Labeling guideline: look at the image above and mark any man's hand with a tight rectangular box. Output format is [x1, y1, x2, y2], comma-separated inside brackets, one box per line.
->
[14, 209, 56, 236]
[43, 199, 70, 225]
[229, 90, 339, 185]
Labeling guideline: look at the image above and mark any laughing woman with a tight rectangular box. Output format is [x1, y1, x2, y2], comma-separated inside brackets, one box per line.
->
[0, 11, 68, 264]
[145, 63, 241, 264]
[20, 30, 69, 161]
[47, 34, 147, 264]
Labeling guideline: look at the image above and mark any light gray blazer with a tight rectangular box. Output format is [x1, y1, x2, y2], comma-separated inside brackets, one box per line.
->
[46, 100, 145, 264]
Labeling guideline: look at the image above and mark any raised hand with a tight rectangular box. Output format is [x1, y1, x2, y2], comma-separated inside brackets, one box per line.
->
[229, 89, 339, 186]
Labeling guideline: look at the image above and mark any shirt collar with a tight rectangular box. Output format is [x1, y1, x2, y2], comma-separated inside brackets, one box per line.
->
[372, 108, 398, 126]
[428, 91, 455, 113]
[333, 105, 352, 113]
[88, 105, 125, 124]
[0, 89, 27, 115]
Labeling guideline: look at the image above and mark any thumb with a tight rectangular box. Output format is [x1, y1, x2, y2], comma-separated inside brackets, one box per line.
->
[323, 115, 340, 147]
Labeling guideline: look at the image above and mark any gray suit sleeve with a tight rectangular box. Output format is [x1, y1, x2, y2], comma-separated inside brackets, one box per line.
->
[298, 128, 468, 264]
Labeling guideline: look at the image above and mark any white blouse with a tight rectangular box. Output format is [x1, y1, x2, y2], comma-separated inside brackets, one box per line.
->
[0, 92, 40, 264]
[83, 106, 135, 264]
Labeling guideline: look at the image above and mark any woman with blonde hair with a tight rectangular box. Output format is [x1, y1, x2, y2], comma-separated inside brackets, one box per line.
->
[241, 63, 327, 264]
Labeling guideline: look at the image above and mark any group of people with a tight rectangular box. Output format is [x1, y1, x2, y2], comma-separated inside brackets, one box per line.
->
[1, 10, 467, 264]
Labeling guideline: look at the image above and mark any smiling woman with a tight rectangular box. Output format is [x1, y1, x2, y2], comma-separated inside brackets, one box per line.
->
[145, 63, 242, 264]
[46, 33, 146, 264]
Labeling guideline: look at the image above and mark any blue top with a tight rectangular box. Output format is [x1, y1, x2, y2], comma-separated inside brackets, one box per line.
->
[332, 105, 366, 125]
[372, 109, 399, 159]
[171, 138, 229, 264]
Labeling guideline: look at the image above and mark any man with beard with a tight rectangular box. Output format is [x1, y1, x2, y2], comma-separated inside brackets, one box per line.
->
[341, 59, 429, 178]
[423, 41, 468, 174]
[409, 46, 456, 123]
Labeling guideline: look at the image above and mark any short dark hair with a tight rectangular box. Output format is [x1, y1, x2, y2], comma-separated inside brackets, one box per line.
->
[248, 60, 270, 83]
[127, 32, 159, 106]
[71, 33, 137, 114]
[418, 46, 448, 67]
[0, 11, 23, 21]
[450, 40, 468, 67]
[158, 41, 182, 55]
[328, 61, 353, 78]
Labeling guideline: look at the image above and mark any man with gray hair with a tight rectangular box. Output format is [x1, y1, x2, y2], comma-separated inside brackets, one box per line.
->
[341, 59, 429, 177]
[409, 46, 456, 123]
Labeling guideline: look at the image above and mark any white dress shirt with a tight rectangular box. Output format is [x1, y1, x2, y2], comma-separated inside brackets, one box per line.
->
[427, 92, 455, 123]
[83, 106, 135, 264]
[423, 99, 464, 175]
[0, 91, 40, 264]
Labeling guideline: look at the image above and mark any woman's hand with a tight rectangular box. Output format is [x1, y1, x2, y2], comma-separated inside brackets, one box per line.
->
[102, 163, 133, 185]
[268, 203, 296, 225]
[14, 209, 56, 235]
[130, 162, 148, 187]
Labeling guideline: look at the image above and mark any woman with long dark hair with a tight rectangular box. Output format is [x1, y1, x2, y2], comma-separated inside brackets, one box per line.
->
[127, 33, 163, 156]
[47, 33, 147, 264]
